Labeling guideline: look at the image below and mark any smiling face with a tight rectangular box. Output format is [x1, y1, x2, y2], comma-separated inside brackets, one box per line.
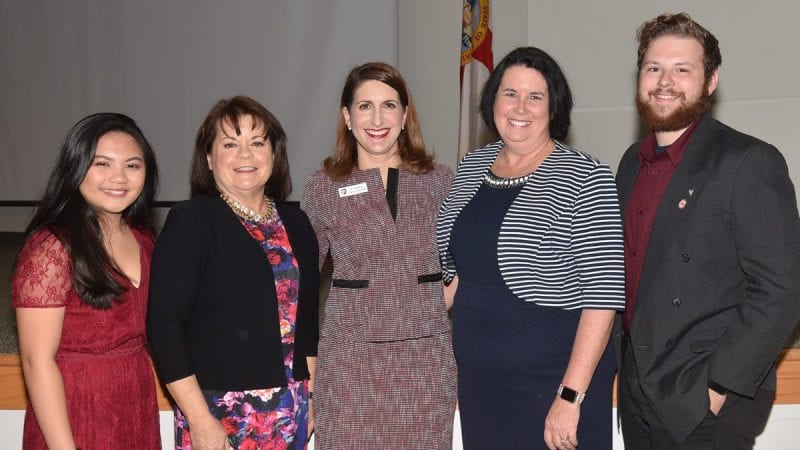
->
[207, 114, 273, 203]
[79, 132, 146, 222]
[493, 65, 552, 152]
[342, 79, 407, 163]
[636, 35, 718, 135]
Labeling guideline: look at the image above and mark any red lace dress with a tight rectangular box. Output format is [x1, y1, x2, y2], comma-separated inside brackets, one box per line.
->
[11, 228, 161, 450]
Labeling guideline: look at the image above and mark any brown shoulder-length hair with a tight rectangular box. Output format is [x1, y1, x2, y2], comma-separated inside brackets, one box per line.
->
[190, 95, 291, 200]
[323, 62, 434, 179]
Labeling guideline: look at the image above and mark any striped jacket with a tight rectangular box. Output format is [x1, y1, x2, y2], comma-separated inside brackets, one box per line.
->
[436, 140, 625, 310]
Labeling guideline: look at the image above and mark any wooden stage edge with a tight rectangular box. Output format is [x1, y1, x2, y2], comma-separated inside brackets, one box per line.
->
[1, 348, 800, 411]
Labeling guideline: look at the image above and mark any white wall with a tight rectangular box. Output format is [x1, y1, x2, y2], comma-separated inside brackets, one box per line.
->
[401, 0, 800, 190]
[526, 1, 800, 186]
[395, 1, 800, 447]
[0, 0, 398, 204]
[398, 0, 529, 168]
[397, 0, 462, 168]
[0, 0, 400, 232]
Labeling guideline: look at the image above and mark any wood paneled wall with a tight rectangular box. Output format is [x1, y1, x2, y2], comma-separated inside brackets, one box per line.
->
[2, 350, 800, 410]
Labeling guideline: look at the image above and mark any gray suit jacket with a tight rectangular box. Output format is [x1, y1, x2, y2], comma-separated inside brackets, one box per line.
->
[614, 112, 800, 442]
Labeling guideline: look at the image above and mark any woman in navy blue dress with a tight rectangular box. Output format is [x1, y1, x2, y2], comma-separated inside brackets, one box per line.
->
[437, 47, 625, 449]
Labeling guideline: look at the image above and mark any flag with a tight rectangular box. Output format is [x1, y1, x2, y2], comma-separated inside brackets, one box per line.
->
[459, 0, 494, 160]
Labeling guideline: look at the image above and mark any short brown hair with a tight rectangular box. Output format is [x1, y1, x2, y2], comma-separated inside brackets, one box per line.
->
[190, 95, 291, 200]
[637, 12, 721, 83]
[324, 62, 434, 179]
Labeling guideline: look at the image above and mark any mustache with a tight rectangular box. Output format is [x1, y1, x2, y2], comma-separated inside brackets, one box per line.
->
[648, 89, 685, 98]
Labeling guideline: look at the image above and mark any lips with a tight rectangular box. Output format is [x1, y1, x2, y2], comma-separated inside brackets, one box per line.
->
[365, 128, 390, 139]
[508, 118, 532, 127]
[650, 90, 684, 102]
[234, 166, 257, 172]
[101, 189, 128, 197]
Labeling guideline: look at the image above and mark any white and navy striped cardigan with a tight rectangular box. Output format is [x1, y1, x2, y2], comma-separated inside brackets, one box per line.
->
[436, 140, 625, 310]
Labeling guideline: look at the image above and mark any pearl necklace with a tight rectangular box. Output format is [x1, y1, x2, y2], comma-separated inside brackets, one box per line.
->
[483, 170, 531, 188]
[219, 192, 273, 224]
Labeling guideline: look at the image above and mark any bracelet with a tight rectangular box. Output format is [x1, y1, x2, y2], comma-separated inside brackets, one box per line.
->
[557, 384, 586, 405]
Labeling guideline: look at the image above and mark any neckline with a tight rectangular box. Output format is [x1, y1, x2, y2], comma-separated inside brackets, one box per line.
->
[483, 169, 531, 189]
[123, 228, 143, 290]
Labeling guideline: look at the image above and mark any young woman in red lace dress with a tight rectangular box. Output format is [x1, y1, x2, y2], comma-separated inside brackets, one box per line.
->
[11, 113, 161, 449]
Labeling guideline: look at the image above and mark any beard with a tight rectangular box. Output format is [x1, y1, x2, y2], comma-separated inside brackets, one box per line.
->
[636, 83, 712, 132]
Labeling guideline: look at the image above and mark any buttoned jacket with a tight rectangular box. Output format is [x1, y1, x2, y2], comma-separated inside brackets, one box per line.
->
[147, 195, 320, 391]
[301, 164, 453, 342]
[614, 113, 800, 442]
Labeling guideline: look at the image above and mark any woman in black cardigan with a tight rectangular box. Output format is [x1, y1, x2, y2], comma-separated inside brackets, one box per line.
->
[147, 96, 319, 450]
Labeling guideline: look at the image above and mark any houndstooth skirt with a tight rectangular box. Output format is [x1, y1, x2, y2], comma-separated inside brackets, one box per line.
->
[313, 332, 457, 449]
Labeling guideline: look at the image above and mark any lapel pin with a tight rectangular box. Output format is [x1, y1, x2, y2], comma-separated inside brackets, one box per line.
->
[678, 199, 687, 209]
[688, 189, 694, 197]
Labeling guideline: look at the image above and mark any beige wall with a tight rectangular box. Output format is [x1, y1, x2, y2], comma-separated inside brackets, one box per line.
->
[398, 0, 462, 168]
[400, 0, 800, 193]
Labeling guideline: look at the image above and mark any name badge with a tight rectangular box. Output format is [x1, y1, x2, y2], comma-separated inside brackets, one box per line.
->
[338, 182, 368, 197]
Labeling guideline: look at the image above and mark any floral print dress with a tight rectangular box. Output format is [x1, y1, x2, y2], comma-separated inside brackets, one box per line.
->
[175, 211, 310, 450]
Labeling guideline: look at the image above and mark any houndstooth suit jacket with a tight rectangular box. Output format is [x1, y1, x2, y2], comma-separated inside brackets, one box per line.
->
[301, 164, 453, 342]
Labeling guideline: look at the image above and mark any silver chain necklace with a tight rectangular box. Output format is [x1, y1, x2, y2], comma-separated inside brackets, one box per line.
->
[482, 170, 531, 188]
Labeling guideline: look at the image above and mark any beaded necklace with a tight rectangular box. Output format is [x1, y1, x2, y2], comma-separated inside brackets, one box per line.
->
[219, 192, 273, 224]
[482, 170, 531, 188]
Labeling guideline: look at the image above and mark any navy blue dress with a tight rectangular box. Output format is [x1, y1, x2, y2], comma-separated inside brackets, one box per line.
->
[450, 181, 614, 449]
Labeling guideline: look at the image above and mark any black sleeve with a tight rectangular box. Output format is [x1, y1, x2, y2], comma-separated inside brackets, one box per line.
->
[146, 203, 206, 384]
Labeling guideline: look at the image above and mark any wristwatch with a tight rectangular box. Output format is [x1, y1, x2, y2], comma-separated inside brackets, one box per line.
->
[557, 384, 586, 405]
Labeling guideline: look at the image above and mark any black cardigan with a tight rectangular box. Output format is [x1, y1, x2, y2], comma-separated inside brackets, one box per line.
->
[147, 195, 319, 391]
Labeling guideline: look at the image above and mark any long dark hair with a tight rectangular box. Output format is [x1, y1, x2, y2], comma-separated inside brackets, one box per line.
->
[20, 113, 159, 309]
[324, 62, 434, 179]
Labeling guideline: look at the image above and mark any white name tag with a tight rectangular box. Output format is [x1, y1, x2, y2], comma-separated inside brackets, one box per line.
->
[338, 182, 368, 197]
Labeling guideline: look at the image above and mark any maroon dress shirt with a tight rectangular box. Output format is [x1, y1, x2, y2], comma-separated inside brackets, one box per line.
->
[623, 121, 699, 333]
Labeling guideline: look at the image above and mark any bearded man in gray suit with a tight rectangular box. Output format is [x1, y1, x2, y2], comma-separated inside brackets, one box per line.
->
[615, 12, 800, 449]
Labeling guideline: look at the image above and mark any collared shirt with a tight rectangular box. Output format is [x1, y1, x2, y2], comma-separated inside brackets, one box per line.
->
[622, 121, 699, 333]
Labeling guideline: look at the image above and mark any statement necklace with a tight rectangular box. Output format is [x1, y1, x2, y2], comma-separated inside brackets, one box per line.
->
[219, 192, 273, 224]
[483, 170, 531, 188]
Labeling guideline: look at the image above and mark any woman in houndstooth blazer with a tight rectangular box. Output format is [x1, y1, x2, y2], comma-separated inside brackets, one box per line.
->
[301, 62, 457, 449]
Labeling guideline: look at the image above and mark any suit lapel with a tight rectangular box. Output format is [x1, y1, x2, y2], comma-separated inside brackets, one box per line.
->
[617, 141, 644, 214]
[638, 114, 718, 288]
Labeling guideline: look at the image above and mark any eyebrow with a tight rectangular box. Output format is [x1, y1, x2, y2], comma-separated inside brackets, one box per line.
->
[643, 60, 697, 67]
[502, 87, 546, 95]
[220, 130, 267, 139]
[355, 99, 399, 104]
[93, 155, 144, 162]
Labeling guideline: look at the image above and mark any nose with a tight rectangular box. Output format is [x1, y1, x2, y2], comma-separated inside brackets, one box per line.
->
[237, 145, 254, 159]
[514, 97, 526, 114]
[371, 108, 383, 126]
[110, 165, 128, 184]
[657, 71, 673, 88]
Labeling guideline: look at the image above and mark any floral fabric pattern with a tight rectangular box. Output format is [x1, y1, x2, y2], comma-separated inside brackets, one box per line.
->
[175, 211, 309, 450]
